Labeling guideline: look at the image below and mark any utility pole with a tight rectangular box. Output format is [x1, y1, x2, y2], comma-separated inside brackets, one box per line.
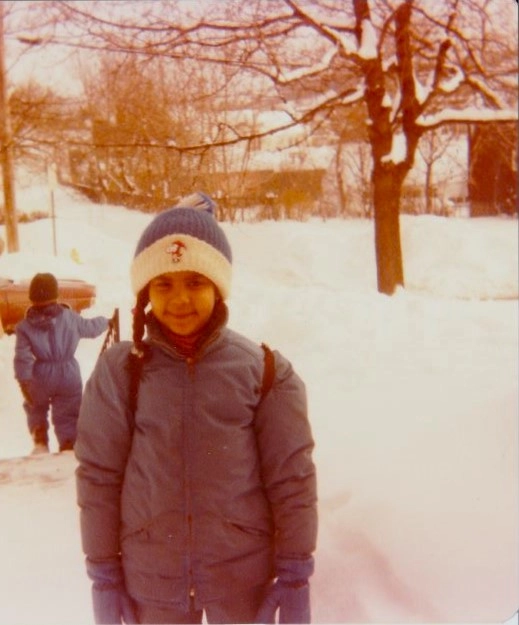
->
[0, 1, 19, 252]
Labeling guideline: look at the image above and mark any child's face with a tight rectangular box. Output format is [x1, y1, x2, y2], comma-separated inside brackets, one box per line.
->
[148, 271, 217, 336]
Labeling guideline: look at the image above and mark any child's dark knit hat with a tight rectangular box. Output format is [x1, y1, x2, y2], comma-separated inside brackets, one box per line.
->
[130, 193, 232, 299]
[29, 272, 58, 304]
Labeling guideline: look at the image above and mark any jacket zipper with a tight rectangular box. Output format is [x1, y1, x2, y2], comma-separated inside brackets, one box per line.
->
[188, 513, 195, 600]
[185, 361, 195, 604]
[186, 356, 196, 378]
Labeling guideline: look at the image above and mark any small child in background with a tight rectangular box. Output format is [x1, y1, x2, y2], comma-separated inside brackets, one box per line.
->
[75, 193, 318, 624]
[14, 272, 109, 454]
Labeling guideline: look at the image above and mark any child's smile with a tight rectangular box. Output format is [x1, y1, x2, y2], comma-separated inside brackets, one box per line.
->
[148, 271, 217, 336]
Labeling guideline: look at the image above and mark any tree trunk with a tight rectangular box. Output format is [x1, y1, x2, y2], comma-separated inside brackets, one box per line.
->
[372, 164, 404, 294]
[0, 4, 19, 252]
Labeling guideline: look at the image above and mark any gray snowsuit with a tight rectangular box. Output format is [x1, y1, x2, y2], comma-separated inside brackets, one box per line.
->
[75, 318, 318, 612]
[14, 303, 109, 447]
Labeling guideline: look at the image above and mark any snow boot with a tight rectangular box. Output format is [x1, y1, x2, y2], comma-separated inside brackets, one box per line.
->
[59, 440, 75, 452]
[31, 426, 49, 455]
[31, 443, 49, 455]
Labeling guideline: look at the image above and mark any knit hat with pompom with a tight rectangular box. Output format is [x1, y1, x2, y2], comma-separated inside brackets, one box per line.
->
[130, 193, 232, 299]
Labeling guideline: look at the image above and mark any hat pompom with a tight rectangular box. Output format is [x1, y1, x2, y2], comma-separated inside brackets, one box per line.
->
[176, 192, 216, 215]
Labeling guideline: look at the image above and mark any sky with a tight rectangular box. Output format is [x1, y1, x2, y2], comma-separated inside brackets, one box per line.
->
[0, 181, 517, 625]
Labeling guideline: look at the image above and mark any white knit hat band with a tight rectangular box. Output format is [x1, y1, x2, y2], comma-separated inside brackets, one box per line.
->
[131, 233, 232, 299]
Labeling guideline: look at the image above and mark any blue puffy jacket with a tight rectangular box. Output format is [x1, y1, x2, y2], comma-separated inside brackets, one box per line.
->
[14, 303, 108, 388]
[75, 317, 318, 611]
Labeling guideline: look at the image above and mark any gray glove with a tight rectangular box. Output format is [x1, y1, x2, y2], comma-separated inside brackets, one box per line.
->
[86, 557, 137, 624]
[255, 556, 314, 624]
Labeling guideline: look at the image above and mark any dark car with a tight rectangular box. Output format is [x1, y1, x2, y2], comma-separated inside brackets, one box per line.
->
[0, 277, 97, 335]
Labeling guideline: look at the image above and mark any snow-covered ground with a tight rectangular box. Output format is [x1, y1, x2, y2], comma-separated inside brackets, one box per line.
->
[0, 183, 517, 625]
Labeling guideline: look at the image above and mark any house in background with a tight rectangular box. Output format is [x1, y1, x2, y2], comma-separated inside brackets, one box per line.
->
[52, 102, 516, 219]
[468, 123, 517, 217]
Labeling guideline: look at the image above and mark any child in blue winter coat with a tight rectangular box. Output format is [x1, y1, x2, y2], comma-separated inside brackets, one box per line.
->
[14, 272, 109, 453]
[75, 194, 318, 624]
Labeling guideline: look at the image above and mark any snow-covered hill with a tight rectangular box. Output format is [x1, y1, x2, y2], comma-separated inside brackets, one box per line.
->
[0, 184, 517, 624]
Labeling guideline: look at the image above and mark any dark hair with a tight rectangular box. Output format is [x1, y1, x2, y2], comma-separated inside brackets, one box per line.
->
[127, 288, 152, 416]
[29, 273, 58, 304]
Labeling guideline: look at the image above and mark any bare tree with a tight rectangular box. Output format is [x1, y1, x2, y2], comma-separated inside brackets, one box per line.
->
[25, 0, 518, 293]
[9, 82, 76, 163]
[417, 126, 458, 215]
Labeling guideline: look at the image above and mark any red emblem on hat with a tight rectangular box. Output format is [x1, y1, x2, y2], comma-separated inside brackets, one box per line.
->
[166, 240, 186, 263]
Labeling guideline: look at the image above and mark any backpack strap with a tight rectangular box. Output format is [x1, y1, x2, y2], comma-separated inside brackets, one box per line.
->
[126, 348, 146, 433]
[260, 343, 276, 401]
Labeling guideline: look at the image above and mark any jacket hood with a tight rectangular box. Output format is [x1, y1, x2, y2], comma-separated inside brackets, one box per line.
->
[25, 302, 64, 330]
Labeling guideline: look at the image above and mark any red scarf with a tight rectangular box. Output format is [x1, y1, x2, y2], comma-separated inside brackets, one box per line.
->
[160, 300, 228, 359]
